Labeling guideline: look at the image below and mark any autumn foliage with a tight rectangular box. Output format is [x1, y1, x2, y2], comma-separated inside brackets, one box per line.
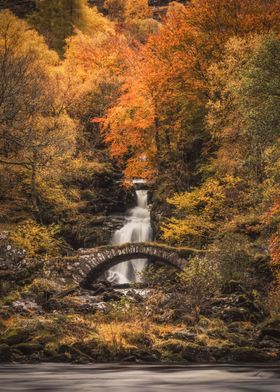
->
[0, 0, 280, 306]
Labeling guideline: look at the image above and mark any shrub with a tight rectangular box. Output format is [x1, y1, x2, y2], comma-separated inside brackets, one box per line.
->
[209, 233, 258, 287]
[179, 255, 222, 316]
[10, 220, 62, 257]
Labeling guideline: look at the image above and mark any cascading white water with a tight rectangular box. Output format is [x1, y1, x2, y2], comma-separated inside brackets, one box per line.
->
[106, 189, 152, 284]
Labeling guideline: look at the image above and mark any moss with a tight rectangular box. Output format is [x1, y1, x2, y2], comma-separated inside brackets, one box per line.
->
[0, 290, 21, 306]
[153, 339, 188, 355]
[58, 344, 93, 362]
[122, 331, 152, 347]
[259, 316, 280, 340]
[226, 333, 252, 347]
[0, 328, 31, 346]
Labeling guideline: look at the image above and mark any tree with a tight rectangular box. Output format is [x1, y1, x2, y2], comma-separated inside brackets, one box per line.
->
[104, 0, 126, 22]
[105, 0, 151, 22]
[162, 34, 280, 248]
[124, 0, 151, 21]
[0, 11, 77, 221]
[30, 0, 112, 54]
[208, 34, 280, 184]
[161, 176, 251, 246]
[103, 0, 280, 189]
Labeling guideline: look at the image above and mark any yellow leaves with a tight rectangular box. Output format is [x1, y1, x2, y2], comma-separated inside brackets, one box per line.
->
[82, 6, 114, 36]
[105, 0, 151, 23]
[167, 176, 241, 210]
[162, 216, 215, 244]
[124, 0, 151, 21]
[10, 220, 62, 258]
[162, 176, 246, 246]
[0, 10, 58, 67]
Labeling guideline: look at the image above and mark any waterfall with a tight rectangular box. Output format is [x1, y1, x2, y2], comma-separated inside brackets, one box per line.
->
[106, 189, 152, 284]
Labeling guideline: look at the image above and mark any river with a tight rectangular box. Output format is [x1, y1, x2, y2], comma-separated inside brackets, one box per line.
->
[0, 364, 279, 391]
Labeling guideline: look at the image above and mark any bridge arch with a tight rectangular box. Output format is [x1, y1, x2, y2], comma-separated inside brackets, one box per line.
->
[73, 243, 194, 287]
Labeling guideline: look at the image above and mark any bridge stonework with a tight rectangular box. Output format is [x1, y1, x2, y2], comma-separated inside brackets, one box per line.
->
[67, 243, 196, 287]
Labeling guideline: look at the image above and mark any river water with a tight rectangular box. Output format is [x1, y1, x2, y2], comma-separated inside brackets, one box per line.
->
[0, 364, 279, 391]
[106, 189, 152, 284]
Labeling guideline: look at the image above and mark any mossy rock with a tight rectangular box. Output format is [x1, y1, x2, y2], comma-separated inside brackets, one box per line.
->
[210, 346, 232, 361]
[43, 347, 59, 360]
[207, 327, 228, 340]
[172, 331, 196, 342]
[182, 343, 215, 363]
[58, 343, 95, 362]
[124, 348, 159, 362]
[259, 318, 280, 341]
[122, 331, 152, 347]
[153, 339, 188, 354]
[14, 342, 43, 355]
[153, 340, 214, 363]
[72, 337, 108, 360]
[211, 345, 270, 362]
[0, 328, 30, 346]
[0, 343, 12, 362]
[226, 333, 254, 347]
[229, 346, 271, 362]
[228, 321, 254, 333]
[33, 333, 56, 345]
[220, 307, 249, 322]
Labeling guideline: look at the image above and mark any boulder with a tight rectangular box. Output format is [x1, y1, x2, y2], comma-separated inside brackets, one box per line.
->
[182, 344, 214, 363]
[172, 331, 196, 342]
[211, 345, 271, 362]
[0, 343, 12, 362]
[259, 318, 280, 342]
[0, 328, 30, 346]
[220, 306, 249, 322]
[228, 346, 271, 362]
[14, 342, 43, 355]
[11, 300, 42, 314]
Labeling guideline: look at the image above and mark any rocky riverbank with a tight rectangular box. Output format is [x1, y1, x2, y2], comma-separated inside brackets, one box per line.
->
[0, 234, 279, 364]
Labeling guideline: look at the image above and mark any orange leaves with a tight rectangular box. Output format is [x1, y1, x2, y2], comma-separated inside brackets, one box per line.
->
[101, 0, 280, 187]
[101, 57, 159, 182]
[270, 233, 280, 267]
[91, 117, 106, 124]
[102, 83, 155, 160]
[265, 194, 280, 222]
[123, 155, 157, 186]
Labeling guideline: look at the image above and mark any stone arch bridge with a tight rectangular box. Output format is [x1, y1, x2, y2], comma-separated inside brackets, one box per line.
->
[66, 243, 203, 287]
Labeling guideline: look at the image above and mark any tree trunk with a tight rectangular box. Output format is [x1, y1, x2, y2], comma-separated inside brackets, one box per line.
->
[31, 162, 42, 223]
